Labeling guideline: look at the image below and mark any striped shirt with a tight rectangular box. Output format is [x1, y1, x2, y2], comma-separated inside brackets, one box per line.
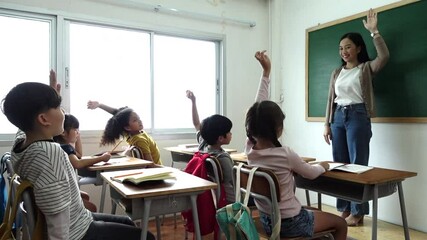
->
[11, 131, 92, 240]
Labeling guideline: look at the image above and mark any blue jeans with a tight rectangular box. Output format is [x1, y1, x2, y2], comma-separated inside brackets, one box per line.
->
[82, 213, 155, 240]
[260, 208, 314, 238]
[331, 103, 371, 216]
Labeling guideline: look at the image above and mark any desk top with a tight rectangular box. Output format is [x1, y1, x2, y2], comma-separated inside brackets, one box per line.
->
[87, 156, 154, 171]
[164, 146, 237, 154]
[230, 152, 316, 163]
[322, 167, 417, 185]
[101, 167, 217, 198]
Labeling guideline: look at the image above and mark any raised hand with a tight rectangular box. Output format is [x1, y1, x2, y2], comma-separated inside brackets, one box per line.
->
[186, 90, 196, 103]
[49, 69, 61, 95]
[255, 50, 271, 77]
[362, 8, 378, 33]
[87, 100, 100, 110]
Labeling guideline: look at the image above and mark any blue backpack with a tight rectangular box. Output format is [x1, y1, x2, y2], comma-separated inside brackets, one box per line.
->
[0, 152, 11, 223]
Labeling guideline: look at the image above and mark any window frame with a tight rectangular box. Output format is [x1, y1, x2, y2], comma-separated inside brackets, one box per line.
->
[0, 7, 225, 141]
[0, 8, 57, 141]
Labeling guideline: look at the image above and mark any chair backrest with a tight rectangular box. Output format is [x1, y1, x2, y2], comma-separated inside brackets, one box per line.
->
[12, 176, 45, 240]
[126, 145, 143, 159]
[233, 164, 281, 239]
[205, 157, 224, 203]
[233, 165, 336, 240]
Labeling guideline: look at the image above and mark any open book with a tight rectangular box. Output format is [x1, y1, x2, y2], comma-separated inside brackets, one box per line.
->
[328, 163, 374, 174]
[111, 169, 175, 185]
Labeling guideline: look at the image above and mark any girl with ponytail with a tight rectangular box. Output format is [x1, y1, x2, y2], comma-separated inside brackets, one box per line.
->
[244, 51, 347, 239]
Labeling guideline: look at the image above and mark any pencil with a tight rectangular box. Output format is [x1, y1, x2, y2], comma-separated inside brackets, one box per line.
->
[112, 171, 144, 179]
[110, 139, 123, 152]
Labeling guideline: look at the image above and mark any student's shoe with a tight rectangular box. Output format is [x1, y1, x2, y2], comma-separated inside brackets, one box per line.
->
[345, 214, 364, 226]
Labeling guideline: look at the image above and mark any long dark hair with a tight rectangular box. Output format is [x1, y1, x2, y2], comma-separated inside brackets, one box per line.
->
[245, 100, 285, 147]
[340, 32, 371, 66]
[100, 107, 133, 146]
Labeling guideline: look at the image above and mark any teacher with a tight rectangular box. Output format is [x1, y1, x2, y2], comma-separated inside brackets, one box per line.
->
[323, 8, 390, 226]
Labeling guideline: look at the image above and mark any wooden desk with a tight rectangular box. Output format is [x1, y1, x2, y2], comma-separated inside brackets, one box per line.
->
[86, 156, 154, 212]
[295, 167, 417, 240]
[230, 152, 316, 163]
[101, 167, 217, 240]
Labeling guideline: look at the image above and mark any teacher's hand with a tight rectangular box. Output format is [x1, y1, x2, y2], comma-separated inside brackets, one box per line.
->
[363, 8, 379, 33]
[323, 126, 332, 145]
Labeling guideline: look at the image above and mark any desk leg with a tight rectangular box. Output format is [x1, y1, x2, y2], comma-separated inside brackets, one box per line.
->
[141, 199, 152, 240]
[372, 185, 378, 240]
[317, 193, 322, 210]
[190, 194, 201, 240]
[398, 182, 410, 240]
[99, 180, 106, 213]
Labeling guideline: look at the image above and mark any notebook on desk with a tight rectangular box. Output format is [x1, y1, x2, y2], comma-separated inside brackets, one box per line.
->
[110, 169, 175, 185]
[328, 163, 374, 174]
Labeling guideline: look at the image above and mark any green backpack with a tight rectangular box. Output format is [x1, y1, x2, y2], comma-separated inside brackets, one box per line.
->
[216, 163, 260, 240]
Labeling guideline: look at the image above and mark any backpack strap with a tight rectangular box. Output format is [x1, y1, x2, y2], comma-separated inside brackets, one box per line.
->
[243, 166, 258, 206]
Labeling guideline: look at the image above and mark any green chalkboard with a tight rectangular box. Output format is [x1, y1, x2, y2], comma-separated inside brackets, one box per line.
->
[306, 0, 427, 123]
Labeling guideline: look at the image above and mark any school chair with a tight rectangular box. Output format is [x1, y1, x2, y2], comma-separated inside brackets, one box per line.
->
[233, 164, 336, 240]
[181, 155, 225, 240]
[205, 157, 225, 240]
[2, 152, 24, 239]
[12, 176, 45, 240]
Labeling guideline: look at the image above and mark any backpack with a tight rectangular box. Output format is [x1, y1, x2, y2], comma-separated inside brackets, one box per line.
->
[216, 163, 260, 240]
[182, 151, 226, 237]
[0, 153, 10, 223]
[0, 174, 45, 240]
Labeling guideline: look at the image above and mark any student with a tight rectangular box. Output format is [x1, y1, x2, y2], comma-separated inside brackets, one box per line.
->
[186, 91, 235, 203]
[245, 51, 347, 239]
[1, 70, 155, 240]
[54, 113, 111, 212]
[322, 9, 389, 226]
[54, 113, 111, 171]
[87, 101, 162, 165]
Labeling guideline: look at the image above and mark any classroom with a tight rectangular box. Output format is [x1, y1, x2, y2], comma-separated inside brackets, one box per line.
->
[0, 0, 425, 239]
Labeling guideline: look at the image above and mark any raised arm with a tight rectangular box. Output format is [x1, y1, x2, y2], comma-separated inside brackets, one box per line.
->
[186, 90, 201, 131]
[363, 8, 389, 73]
[254, 50, 271, 102]
[49, 69, 61, 95]
[87, 100, 119, 115]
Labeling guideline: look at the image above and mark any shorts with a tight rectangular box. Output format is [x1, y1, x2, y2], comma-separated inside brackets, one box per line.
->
[260, 208, 314, 238]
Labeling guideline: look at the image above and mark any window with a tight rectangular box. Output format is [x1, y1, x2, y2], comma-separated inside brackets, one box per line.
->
[67, 22, 219, 132]
[0, 12, 53, 134]
[0, 10, 220, 136]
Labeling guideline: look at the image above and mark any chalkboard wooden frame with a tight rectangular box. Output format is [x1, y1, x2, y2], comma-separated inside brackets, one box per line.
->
[305, 0, 427, 123]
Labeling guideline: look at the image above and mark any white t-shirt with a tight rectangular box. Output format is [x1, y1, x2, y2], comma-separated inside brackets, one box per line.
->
[334, 67, 363, 106]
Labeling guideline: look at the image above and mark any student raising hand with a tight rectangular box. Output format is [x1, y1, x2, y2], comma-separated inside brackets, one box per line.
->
[49, 69, 61, 95]
[255, 50, 271, 77]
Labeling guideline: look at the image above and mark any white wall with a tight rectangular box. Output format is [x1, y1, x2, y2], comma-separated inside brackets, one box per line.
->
[276, 0, 426, 232]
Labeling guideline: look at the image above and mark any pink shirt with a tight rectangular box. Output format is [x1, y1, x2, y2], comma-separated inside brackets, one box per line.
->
[246, 144, 325, 218]
[245, 75, 325, 218]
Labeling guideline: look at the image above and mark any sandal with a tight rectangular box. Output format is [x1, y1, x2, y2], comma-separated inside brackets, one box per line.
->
[345, 214, 364, 226]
